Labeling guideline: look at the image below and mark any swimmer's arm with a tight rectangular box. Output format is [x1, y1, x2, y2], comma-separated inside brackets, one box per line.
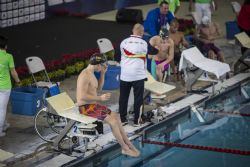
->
[148, 37, 159, 58]
[165, 39, 174, 64]
[98, 64, 108, 91]
[98, 70, 105, 91]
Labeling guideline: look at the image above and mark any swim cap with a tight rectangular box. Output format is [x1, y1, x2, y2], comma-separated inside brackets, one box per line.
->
[89, 53, 107, 65]
[201, 16, 210, 25]
[159, 27, 169, 40]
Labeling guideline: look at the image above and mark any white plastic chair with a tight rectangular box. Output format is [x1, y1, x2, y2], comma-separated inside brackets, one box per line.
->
[231, 1, 241, 16]
[25, 56, 52, 88]
[97, 38, 114, 54]
[97, 38, 116, 62]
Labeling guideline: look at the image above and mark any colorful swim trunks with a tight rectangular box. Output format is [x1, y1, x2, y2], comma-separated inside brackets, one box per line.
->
[155, 59, 169, 72]
[79, 104, 111, 121]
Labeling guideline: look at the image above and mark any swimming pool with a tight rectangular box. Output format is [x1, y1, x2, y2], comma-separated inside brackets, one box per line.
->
[64, 83, 250, 167]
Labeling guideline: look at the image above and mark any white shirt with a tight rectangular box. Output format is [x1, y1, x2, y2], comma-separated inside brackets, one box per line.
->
[120, 35, 148, 82]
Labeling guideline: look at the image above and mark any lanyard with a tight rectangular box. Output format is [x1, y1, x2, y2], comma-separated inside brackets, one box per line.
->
[160, 15, 166, 27]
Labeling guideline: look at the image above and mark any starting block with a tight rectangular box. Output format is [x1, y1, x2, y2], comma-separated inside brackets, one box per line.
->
[234, 32, 250, 74]
[46, 92, 98, 152]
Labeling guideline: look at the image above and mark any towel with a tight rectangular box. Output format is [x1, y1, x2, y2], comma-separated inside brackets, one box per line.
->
[179, 47, 230, 79]
[151, 59, 157, 80]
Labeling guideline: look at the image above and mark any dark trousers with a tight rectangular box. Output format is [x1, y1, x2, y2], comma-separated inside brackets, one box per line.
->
[119, 79, 145, 124]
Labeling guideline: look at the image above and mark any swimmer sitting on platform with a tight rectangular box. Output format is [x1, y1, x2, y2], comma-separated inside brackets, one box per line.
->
[76, 53, 140, 157]
[148, 27, 174, 82]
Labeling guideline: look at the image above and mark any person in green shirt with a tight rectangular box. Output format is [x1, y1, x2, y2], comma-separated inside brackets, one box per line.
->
[158, 0, 180, 15]
[189, 0, 218, 25]
[0, 35, 20, 137]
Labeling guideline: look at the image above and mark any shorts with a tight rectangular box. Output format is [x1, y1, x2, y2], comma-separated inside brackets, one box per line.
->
[79, 104, 111, 121]
[155, 59, 169, 72]
[202, 43, 220, 55]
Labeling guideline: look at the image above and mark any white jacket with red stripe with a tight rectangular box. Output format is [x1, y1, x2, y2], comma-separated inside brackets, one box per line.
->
[120, 35, 148, 82]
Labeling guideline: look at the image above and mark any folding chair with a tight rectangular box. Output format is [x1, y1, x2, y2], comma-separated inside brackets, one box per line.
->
[35, 92, 98, 153]
[25, 56, 60, 96]
[97, 38, 115, 61]
[26, 56, 51, 87]
[97, 38, 114, 54]
[231, 1, 241, 16]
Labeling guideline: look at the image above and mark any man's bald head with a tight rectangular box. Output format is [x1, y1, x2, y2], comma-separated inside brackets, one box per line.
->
[132, 23, 144, 36]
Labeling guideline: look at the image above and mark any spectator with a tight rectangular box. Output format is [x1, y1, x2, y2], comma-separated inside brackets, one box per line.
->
[189, 0, 217, 25]
[76, 53, 140, 157]
[237, 0, 250, 54]
[157, 0, 180, 15]
[0, 35, 20, 137]
[144, 1, 175, 40]
[119, 23, 147, 126]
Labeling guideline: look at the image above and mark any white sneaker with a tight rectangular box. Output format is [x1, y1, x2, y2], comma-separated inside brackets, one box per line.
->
[133, 123, 141, 127]
[3, 122, 10, 131]
[0, 131, 6, 137]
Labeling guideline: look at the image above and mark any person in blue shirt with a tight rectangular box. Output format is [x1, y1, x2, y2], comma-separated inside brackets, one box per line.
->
[144, 1, 174, 72]
[144, 1, 175, 41]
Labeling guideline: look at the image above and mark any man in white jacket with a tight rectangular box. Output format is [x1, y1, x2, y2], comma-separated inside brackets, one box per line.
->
[119, 23, 148, 126]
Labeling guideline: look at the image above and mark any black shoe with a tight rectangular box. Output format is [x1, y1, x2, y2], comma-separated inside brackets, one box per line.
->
[122, 121, 128, 126]
[121, 119, 128, 126]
